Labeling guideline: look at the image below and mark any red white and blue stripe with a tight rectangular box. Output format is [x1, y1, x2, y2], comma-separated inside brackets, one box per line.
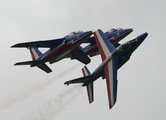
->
[29, 47, 42, 61]
[82, 66, 94, 103]
[94, 29, 118, 109]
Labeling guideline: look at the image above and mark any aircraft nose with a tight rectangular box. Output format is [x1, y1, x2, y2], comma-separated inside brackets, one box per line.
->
[119, 28, 133, 34]
[136, 32, 148, 43]
[124, 28, 133, 32]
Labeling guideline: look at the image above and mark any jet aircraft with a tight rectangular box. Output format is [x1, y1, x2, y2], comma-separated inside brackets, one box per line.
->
[11, 31, 93, 73]
[11, 28, 132, 73]
[82, 28, 133, 57]
[64, 29, 148, 109]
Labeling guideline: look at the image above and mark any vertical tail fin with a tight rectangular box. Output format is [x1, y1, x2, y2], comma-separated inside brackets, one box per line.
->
[29, 47, 52, 73]
[82, 66, 94, 104]
[29, 47, 42, 61]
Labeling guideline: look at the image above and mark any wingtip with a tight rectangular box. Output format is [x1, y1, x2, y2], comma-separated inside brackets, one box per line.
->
[11, 43, 20, 48]
[64, 81, 69, 86]
[64, 83, 69, 86]
[14, 63, 20, 66]
[47, 70, 52, 73]
[10, 45, 15, 48]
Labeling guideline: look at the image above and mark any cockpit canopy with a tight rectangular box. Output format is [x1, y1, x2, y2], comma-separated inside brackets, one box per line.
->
[105, 28, 123, 34]
[64, 30, 83, 37]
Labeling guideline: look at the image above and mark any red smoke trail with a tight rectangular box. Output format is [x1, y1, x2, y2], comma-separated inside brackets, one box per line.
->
[0, 63, 81, 110]
[32, 63, 81, 92]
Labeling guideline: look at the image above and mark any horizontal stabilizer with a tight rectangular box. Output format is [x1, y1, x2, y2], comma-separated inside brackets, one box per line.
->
[64, 75, 93, 85]
[15, 61, 52, 73]
[14, 61, 34, 65]
[37, 63, 52, 73]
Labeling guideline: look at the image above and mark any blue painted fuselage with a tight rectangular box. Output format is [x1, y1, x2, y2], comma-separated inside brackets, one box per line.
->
[83, 28, 133, 57]
[82, 32, 148, 86]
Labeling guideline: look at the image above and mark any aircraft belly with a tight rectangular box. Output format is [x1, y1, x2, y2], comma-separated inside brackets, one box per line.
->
[42, 43, 73, 63]
[50, 49, 73, 64]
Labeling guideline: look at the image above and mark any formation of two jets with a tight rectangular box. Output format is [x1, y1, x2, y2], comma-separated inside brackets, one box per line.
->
[11, 28, 148, 109]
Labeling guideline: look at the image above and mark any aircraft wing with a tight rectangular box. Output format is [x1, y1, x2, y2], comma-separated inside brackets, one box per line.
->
[71, 47, 91, 64]
[94, 29, 118, 109]
[11, 38, 65, 48]
[37, 63, 52, 73]
[104, 59, 118, 109]
[14, 60, 52, 73]
[14, 60, 34, 65]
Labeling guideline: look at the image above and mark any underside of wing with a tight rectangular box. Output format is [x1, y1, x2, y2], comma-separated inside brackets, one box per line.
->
[11, 38, 65, 48]
[93, 29, 118, 109]
[71, 47, 91, 64]
[14, 61, 34, 65]
[86, 82, 94, 103]
[104, 58, 118, 109]
[37, 63, 52, 73]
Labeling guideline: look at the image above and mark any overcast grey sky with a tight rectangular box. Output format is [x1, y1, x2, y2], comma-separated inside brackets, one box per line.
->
[0, 0, 166, 120]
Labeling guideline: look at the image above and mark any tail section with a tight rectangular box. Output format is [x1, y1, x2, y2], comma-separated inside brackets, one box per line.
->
[82, 66, 94, 104]
[14, 47, 42, 65]
[64, 66, 94, 103]
[29, 47, 42, 61]
[29, 47, 52, 73]
[15, 47, 52, 73]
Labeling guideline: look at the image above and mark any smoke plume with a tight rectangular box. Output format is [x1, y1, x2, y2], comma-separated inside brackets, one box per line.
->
[24, 85, 83, 120]
[0, 63, 81, 110]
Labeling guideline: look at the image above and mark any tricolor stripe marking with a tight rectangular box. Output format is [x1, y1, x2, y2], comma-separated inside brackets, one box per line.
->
[93, 29, 117, 109]
[30, 48, 40, 60]
[82, 66, 94, 103]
